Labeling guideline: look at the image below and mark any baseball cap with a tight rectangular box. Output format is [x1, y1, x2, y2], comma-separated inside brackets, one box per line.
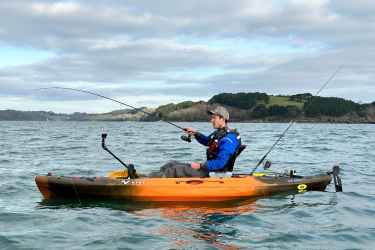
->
[207, 106, 229, 120]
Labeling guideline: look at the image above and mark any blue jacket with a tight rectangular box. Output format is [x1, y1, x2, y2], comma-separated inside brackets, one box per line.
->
[195, 128, 239, 171]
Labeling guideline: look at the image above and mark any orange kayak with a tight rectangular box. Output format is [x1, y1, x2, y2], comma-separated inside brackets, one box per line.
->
[35, 172, 332, 202]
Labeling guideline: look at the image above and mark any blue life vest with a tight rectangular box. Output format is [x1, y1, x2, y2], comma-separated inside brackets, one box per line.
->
[206, 126, 241, 172]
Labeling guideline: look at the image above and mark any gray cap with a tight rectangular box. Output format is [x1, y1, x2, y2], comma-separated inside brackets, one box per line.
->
[207, 106, 229, 120]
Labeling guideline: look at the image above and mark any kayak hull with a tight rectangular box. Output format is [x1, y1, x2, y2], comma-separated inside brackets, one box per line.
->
[35, 173, 332, 202]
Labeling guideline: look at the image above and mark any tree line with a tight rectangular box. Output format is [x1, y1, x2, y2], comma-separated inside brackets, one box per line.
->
[0, 110, 92, 121]
[209, 93, 373, 119]
[289, 93, 313, 102]
[251, 96, 371, 119]
[2, 93, 374, 121]
[154, 100, 204, 118]
[208, 92, 270, 110]
[207, 92, 302, 119]
[0, 110, 52, 121]
[304, 97, 358, 117]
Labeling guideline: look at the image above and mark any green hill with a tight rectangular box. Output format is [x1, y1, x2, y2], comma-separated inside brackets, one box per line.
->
[266, 96, 304, 110]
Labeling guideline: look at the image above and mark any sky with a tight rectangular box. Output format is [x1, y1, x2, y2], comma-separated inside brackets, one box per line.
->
[1, 0, 374, 113]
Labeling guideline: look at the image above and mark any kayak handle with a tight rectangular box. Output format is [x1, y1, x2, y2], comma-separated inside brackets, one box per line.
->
[175, 180, 204, 185]
[186, 180, 204, 184]
[175, 180, 224, 184]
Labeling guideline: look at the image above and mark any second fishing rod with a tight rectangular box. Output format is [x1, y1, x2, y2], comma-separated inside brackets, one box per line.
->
[250, 65, 344, 175]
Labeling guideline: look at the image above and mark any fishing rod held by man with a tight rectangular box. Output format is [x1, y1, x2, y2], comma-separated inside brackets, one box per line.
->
[34, 87, 188, 134]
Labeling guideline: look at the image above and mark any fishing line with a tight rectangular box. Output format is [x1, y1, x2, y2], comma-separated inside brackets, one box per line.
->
[250, 65, 344, 175]
[70, 178, 81, 205]
[34, 87, 186, 131]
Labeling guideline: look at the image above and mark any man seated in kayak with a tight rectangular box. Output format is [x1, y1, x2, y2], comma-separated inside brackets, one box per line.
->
[147, 106, 241, 178]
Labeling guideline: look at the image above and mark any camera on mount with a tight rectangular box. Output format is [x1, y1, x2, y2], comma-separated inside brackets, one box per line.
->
[263, 161, 272, 170]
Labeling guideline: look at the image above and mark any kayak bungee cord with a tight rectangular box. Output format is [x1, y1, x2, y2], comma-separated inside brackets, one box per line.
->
[250, 65, 344, 175]
[34, 87, 191, 139]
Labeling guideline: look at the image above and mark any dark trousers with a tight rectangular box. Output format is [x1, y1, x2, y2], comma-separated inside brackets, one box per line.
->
[147, 161, 210, 178]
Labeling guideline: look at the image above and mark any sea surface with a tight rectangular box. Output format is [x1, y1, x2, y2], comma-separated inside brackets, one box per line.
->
[0, 121, 374, 250]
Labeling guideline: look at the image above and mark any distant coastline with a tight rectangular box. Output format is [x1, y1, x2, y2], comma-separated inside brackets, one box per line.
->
[1, 105, 374, 124]
[1, 93, 375, 123]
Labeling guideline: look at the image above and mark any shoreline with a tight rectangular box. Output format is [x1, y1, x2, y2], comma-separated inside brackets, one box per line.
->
[1, 119, 374, 124]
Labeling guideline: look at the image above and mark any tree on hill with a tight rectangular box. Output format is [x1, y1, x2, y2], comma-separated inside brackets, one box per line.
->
[286, 105, 300, 118]
[268, 105, 289, 116]
[251, 104, 268, 118]
[267, 105, 300, 118]
[155, 100, 204, 118]
[130, 107, 147, 115]
[305, 97, 358, 117]
[0, 110, 51, 121]
[208, 92, 269, 109]
[289, 93, 312, 102]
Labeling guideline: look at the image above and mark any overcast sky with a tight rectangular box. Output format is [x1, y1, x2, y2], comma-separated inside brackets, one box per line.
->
[1, 0, 374, 113]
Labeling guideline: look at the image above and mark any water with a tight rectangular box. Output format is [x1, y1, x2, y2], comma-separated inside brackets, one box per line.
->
[1, 121, 374, 249]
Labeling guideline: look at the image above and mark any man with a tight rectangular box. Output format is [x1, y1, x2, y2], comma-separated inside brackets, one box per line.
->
[147, 106, 241, 178]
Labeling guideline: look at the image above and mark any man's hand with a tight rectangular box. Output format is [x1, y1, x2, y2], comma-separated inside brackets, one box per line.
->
[183, 127, 196, 136]
[191, 163, 200, 170]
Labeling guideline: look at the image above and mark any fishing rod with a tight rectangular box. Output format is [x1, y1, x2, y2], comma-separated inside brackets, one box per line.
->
[250, 65, 344, 175]
[34, 87, 192, 141]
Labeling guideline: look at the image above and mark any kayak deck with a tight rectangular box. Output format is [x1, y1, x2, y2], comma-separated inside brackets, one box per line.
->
[35, 173, 332, 202]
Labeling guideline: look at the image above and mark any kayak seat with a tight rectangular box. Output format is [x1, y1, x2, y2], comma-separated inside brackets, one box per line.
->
[209, 145, 247, 178]
[226, 145, 246, 172]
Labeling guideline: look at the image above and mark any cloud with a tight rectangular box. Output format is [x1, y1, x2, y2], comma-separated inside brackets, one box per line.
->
[0, 0, 375, 113]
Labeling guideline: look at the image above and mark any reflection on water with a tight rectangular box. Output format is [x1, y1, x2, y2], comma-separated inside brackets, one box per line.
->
[38, 197, 260, 249]
[37, 191, 337, 249]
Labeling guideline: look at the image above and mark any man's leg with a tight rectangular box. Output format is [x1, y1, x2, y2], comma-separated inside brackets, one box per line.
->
[147, 161, 180, 178]
[148, 161, 209, 178]
[164, 162, 209, 178]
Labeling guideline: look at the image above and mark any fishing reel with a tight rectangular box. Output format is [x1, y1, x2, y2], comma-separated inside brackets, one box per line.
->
[181, 134, 192, 143]
[263, 161, 272, 170]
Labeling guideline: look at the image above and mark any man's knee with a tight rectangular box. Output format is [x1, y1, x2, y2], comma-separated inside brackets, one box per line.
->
[147, 171, 165, 178]
[165, 164, 191, 178]
[160, 161, 182, 171]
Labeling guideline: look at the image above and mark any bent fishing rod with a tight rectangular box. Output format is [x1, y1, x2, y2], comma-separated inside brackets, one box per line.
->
[250, 65, 344, 175]
[34, 87, 192, 141]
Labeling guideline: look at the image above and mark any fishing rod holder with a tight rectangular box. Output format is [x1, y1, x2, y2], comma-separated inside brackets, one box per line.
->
[101, 134, 138, 179]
